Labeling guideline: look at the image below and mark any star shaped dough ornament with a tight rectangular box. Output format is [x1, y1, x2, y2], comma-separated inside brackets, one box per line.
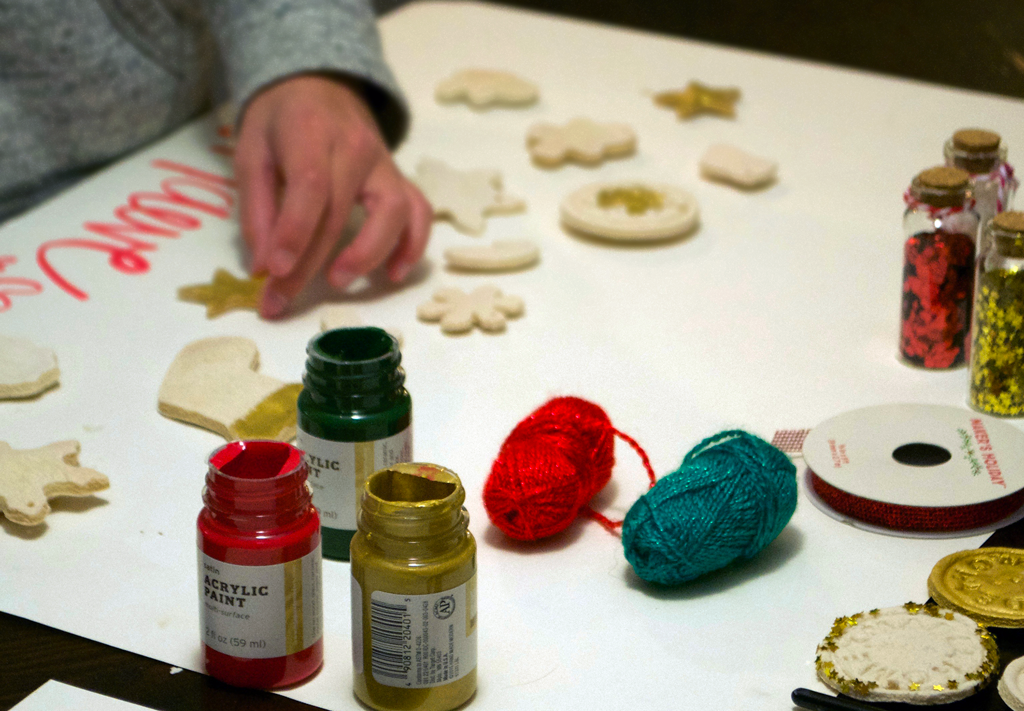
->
[654, 81, 741, 119]
[526, 117, 637, 167]
[417, 286, 524, 334]
[0, 440, 109, 526]
[435, 69, 538, 109]
[178, 269, 266, 318]
[414, 158, 525, 235]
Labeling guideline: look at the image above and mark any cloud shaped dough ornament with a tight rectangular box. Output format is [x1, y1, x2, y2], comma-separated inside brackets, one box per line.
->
[0, 335, 59, 399]
[560, 182, 699, 241]
[527, 117, 637, 167]
[435, 69, 538, 108]
[158, 337, 301, 441]
[414, 158, 525, 235]
[417, 286, 524, 334]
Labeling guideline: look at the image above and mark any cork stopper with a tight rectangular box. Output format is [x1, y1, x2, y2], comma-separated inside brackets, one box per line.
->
[953, 129, 1001, 153]
[992, 211, 1024, 234]
[912, 166, 970, 208]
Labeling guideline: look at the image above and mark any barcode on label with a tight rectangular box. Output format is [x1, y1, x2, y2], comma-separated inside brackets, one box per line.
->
[370, 599, 410, 680]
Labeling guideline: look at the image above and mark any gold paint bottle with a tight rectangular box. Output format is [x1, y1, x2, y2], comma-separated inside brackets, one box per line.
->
[351, 463, 477, 711]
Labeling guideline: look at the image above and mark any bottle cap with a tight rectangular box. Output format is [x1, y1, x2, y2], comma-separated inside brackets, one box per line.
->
[953, 129, 1002, 153]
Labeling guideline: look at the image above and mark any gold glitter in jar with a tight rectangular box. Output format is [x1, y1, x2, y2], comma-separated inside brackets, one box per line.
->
[970, 268, 1024, 416]
[596, 186, 664, 215]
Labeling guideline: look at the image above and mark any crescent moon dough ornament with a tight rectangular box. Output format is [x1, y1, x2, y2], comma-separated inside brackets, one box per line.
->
[560, 182, 699, 241]
[814, 603, 999, 705]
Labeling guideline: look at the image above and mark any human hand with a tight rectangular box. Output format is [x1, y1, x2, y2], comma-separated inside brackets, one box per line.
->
[234, 74, 431, 319]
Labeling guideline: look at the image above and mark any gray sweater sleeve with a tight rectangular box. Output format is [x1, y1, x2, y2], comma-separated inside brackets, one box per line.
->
[202, 0, 409, 147]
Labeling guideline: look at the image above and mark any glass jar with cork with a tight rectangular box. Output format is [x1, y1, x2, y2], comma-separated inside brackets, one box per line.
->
[970, 211, 1024, 416]
[944, 128, 1017, 239]
[899, 166, 980, 369]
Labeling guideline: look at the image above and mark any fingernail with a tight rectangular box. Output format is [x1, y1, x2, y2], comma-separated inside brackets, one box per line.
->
[269, 248, 297, 277]
[331, 268, 356, 290]
[261, 289, 289, 319]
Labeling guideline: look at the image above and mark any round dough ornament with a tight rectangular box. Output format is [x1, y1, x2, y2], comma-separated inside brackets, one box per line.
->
[814, 603, 998, 704]
[560, 182, 699, 241]
[999, 656, 1024, 711]
[928, 547, 1024, 627]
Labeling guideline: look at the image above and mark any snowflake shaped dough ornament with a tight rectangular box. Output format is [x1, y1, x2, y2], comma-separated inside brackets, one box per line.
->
[415, 158, 525, 235]
[0, 440, 109, 526]
[526, 117, 637, 167]
[417, 286, 524, 334]
[435, 69, 538, 108]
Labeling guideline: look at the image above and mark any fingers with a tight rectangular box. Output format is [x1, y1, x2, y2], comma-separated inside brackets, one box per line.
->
[260, 129, 377, 318]
[386, 181, 433, 283]
[234, 125, 276, 275]
[327, 161, 411, 290]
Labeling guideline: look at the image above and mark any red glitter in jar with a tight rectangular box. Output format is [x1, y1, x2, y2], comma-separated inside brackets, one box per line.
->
[899, 230, 975, 369]
[198, 441, 323, 688]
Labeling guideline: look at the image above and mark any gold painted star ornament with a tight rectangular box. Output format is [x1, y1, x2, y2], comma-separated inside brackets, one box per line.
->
[178, 268, 266, 318]
[654, 81, 741, 119]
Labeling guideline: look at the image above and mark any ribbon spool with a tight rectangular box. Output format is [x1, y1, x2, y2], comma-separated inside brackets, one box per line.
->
[802, 404, 1024, 535]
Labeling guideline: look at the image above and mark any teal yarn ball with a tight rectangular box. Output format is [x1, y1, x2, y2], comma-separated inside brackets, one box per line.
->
[622, 430, 796, 585]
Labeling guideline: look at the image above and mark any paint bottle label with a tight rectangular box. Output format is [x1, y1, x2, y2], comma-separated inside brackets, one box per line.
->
[296, 427, 412, 533]
[352, 575, 477, 688]
[199, 545, 323, 659]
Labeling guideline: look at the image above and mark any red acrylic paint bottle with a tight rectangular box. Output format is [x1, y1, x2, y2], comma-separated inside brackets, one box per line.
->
[198, 440, 323, 688]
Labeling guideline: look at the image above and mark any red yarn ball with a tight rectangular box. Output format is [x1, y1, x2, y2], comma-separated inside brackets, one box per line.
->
[484, 397, 617, 540]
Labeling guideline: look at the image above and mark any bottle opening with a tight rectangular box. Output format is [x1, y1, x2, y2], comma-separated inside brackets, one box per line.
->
[210, 440, 302, 480]
[315, 327, 395, 363]
[369, 469, 457, 503]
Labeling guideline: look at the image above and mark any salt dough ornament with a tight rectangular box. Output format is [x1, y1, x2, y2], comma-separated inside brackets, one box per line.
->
[435, 69, 538, 108]
[561, 182, 699, 241]
[319, 306, 404, 347]
[444, 239, 540, 272]
[699, 143, 778, 188]
[158, 337, 301, 441]
[178, 269, 266, 318]
[526, 118, 636, 167]
[815, 603, 999, 705]
[999, 657, 1024, 711]
[0, 335, 59, 399]
[415, 158, 525, 235]
[0, 440, 109, 526]
[654, 81, 741, 119]
[417, 286, 524, 334]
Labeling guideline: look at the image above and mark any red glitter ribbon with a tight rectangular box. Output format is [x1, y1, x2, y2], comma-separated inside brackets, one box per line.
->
[990, 162, 1018, 212]
[810, 471, 1024, 532]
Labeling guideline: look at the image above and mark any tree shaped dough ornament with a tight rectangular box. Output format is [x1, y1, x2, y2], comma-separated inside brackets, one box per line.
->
[526, 117, 637, 167]
[435, 69, 538, 108]
[178, 269, 266, 318]
[0, 335, 59, 399]
[158, 337, 301, 441]
[417, 286, 524, 334]
[0, 440, 109, 526]
[654, 81, 741, 119]
[414, 158, 525, 235]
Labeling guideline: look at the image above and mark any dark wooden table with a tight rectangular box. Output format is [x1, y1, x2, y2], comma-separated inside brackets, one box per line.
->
[4, 0, 1024, 708]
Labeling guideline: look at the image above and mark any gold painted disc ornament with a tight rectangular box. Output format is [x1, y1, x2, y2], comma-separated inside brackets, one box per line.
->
[814, 603, 998, 705]
[560, 182, 699, 241]
[928, 547, 1024, 628]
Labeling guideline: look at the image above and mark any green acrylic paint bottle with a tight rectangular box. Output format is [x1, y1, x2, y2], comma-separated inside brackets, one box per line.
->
[296, 327, 412, 561]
